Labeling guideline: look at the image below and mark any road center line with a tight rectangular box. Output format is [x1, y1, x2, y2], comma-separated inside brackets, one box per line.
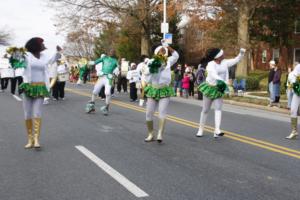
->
[75, 145, 149, 198]
[66, 88, 300, 160]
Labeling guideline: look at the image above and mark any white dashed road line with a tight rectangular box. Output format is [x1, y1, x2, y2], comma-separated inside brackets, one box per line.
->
[75, 145, 149, 198]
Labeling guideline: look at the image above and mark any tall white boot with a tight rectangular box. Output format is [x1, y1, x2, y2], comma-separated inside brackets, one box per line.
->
[214, 110, 224, 138]
[196, 112, 207, 137]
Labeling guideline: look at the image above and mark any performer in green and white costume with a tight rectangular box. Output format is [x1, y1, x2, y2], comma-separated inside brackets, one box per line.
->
[7, 47, 26, 96]
[20, 37, 58, 149]
[286, 63, 300, 139]
[144, 43, 179, 143]
[86, 50, 119, 115]
[196, 48, 246, 138]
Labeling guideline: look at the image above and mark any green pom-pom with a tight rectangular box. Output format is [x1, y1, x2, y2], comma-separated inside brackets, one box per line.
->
[216, 80, 227, 93]
[148, 55, 168, 74]
[293, 81, 300, 96]
[148, 59, 162, 74]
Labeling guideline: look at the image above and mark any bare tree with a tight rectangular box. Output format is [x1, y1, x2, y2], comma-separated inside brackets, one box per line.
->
[49, 0, 164, 56]
[0, 29, 11, 46]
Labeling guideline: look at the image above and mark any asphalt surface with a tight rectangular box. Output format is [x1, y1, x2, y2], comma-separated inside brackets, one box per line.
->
[0, 82, 299, 200]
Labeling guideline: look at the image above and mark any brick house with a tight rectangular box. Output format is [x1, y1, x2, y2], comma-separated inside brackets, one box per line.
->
[252, 18, 300, 71]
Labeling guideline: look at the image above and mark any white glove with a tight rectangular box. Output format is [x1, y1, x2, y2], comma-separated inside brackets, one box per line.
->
[240, 48, 246, 55]
[161, 39, 169, 47]
[88, 61, 95, 65]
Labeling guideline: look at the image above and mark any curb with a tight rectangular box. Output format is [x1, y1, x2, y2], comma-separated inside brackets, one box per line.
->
[223, 99, 289, 115]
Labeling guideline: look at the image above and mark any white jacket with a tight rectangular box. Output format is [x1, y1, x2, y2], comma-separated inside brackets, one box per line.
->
[145, 51, 179, 86]
[206, 52, 244, 85]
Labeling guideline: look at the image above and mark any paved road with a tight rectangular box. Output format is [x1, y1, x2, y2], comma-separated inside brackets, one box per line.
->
[0, 83, 299, 200]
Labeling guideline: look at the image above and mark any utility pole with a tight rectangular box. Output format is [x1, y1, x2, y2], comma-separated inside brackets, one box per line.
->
[163, 0, 167, 38]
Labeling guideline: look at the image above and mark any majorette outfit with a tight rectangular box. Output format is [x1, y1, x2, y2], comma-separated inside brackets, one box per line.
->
[286, 64, 300, 139]
[136, 58, 149, 106]
[20, 52, 56, 148]
[144, 46, 179, 142]
[7, 47, 26, 96]
[196, 48, 245, 138]
[86, 55, 119, 115]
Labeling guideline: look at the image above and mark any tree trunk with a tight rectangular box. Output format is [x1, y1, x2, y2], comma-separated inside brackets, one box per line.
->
[237, 3, 250, 77]
[141, 27, 150, 56]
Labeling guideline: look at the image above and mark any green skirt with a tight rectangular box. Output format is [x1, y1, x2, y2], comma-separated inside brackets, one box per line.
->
[198, 82, 225, 100]
[144, 85, 175, 100]
[19, 83, 50, 98]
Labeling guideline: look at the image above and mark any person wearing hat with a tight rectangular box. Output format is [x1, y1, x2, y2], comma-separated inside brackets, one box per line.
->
[85, 50, 119, 115]
[286, 62, 300, 139]
[19, 37, 59, 148]
[196, 48, 246, 138]
[144, 40, 179, 143]
[127, 62, 140, 102]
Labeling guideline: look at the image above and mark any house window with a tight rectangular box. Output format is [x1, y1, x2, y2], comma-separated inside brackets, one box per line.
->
[262, 50, 267, 63]
[296, 19, 300, 33]
[272, 49, 280, 60]
[295, 48, 300, 64]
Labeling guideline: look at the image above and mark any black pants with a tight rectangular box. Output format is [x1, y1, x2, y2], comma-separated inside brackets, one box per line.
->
[189, 82, 195, 96]
[99, 86, 115, 98]
[117, 76, 127, 92]
[1, 78, 9, 90]
[11, 76, 23, 95]
[197, 90, 203, 100]
[52, 81, 66, 99]
[83, 72, 88, 84]
[129, 82, 137, 101]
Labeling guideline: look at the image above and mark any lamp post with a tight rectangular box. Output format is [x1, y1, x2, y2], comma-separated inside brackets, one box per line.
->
[163, 0, 167, 38]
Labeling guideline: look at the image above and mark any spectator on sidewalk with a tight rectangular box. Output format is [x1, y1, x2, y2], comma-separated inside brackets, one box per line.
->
[272, 59, 281, 107]
[117, 58, 129, 93]
[127, 63, 140, 102]
[182, 69, 190, 99]
[286, 65, 295, 109]
[188, 66, 196, 98]
[268, 60, 276, 106]
[196, 61, 206, 100]
[174, 64, 183, 96]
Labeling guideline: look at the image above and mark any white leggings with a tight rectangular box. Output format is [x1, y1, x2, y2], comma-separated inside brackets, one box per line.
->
[91, 76, 111, 105]
[291, 94, 300, 117]
[22, 95, 44, 119]
[199, 96, 223, 133]
[146, 98, 170, 121]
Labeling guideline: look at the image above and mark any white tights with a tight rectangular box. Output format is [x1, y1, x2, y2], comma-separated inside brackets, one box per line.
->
[199, 96, 223, 133]
[146, 98, 170, 121]
[91, 76, 111, 105]
[22, 95, 44, 119]
[291, 94, 300, 118]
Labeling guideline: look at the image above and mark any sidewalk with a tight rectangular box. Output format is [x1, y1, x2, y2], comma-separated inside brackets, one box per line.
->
[172, 96, 289, 115]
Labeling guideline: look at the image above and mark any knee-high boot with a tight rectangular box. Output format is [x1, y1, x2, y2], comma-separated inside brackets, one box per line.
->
[214, 110, 224, 138]
[33, 118, 42, 148]
[24, 119, 34, 149]
[157, 118, 166, 143]
[145, 121, 155, 142]
[196, 112, 207, 137]
[286, 117, 298, 139]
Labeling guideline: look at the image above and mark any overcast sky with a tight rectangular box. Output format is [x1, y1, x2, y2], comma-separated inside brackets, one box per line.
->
[0, 0, 65, 55]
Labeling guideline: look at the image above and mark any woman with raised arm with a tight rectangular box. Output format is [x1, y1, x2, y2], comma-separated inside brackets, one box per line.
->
[144, 41, 179, 143]
[196, 48, 246, 138]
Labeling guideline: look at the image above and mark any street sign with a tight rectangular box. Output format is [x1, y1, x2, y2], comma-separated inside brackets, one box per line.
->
[161, 23, 169, 33]
[164, 33, 173, 44]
